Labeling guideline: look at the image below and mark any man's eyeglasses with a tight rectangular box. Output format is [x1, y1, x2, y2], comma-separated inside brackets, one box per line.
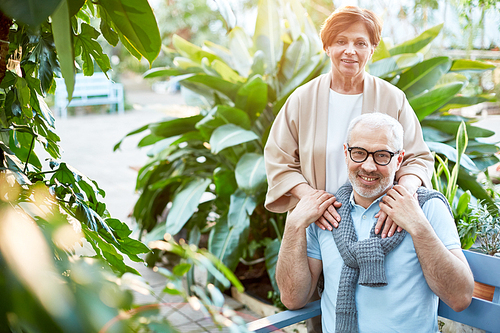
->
[347, 144, 399, 166]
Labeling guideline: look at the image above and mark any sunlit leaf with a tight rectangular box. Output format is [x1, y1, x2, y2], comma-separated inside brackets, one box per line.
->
[99, 0, 161, 65]
[209, 124, 259, 154]
[235, 153, 267, 194]
[165, 178, 211, 236]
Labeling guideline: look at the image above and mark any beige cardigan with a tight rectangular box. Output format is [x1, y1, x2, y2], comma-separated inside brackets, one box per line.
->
[264, 72, 434, 213]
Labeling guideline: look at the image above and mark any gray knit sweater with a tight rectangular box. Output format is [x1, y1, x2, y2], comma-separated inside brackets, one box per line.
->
[331, 183, 450, 333]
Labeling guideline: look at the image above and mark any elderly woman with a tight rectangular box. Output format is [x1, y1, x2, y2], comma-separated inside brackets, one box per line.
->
[264, 6, 433, 237]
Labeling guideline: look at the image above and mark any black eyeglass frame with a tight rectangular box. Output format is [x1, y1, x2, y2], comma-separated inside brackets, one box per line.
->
[347, 144, 400, 166]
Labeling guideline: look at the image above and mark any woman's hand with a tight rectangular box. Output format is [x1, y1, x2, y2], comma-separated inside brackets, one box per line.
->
[290, 183, 341, 231]
[374, 174, 422, 238]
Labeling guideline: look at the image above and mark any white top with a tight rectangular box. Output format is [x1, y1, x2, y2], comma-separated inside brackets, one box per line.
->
[325, 90, 363, 194]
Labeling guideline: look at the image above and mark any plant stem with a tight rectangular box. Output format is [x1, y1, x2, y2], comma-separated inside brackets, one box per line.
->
[23, 134, 36, 173]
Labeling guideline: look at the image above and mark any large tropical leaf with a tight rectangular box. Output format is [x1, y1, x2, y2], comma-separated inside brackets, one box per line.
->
[213, 0, 236, 30]
[450, 59, 496, 72]
[422, 118, 495, 139]
[439, 95, 493, 112]
[99, 0, 161, 65]
[368, 53, 422, 78]
[372, 38, 391, 62]
[409, 82, 465, 120]
[277, 53, 327, 109]
[282, 34, 311, 81]
[149, 115, 203, 138]
[210, 125, 259, 154]
[165, 178, 211, 236]
[228, 189, 257, 227]
[235, 153, 267, 194]
[427, 141, 479, 173]
[396, 56, 452, 98]
[0, 0, 62, 26]
[457, 167, 495, 207]
[208, 215, 250, 275]
[253, 0, 282, 74]
[173, 34, 220, 64]
[389, 24, 443, 56]
[183, 74, 239, 101]
[196, 105, 251, 139]
[235, 75, 268, 120]
[228, 27, 253, 77]
[51, 0, 74, 100]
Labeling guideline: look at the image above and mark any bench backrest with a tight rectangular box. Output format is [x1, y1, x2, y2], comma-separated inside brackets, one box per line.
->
[247, 250, 500, 332]
[55, 72, 114, 98]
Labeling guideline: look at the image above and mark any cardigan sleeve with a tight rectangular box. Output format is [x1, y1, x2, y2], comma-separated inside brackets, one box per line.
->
[396, 97, 434, 188]
[264, 93, 308, 213]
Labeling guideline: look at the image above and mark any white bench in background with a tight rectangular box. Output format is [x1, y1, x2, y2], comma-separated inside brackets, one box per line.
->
[54, 72, 124, 118]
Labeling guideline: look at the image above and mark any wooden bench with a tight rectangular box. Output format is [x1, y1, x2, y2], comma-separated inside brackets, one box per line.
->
[248, 250, 500, 333]
[54, 72, 124, 118]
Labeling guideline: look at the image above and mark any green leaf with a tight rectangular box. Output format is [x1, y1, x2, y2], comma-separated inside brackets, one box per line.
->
[99, 11, 119, 47]
[281, 34, 310, 81]
[149, 115, 204, 138]
[235, 153, 267, 194]
[422, 118, 495, 139]
[368, 53, 422, 78]
[427, 141, 479, 173]
[74, 23, 111, 75]
[0, 0, 62, 26]
[253, 0, 282, 74]
[143, 67, 194, 79]
[422, 126, 454, 142]
[450, 59, 496, 72]
[50, 162, 77, 185]
[15, 77, 31, 117]
[213, 0, 236, 30]
[279, 53, 327, 104]
[457, 167, 495, 208]
[51, 0, 75, 100]
[439, 95, 492, 112]
[184, 74, 239, 101]
[265, 238, 281, 294]
[208, 214, 249, 273]
[195, 105, 251, 140]
[98, 0, 161, 65]
[213, 167, 237, 202]
[209, 124, 259, 154]
[235, 75, 267, 120]
[228, 189, 257, 227]
[396, 56, 452, 98]
[228, 27, 253, 77]
[409, 82, 464, 120]
[173, 34, 219, 64]
[173, 263, 192, 276]
[389, 23, 443, 56]
[456, 191, 471, 217]
[165, 178, 211, 236]
[372, 38, 391, 62]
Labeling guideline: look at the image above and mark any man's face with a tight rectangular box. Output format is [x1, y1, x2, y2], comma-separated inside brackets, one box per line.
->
[344, 124, 404, 206]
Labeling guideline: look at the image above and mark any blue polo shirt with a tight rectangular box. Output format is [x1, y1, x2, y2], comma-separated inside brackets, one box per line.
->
[306, 193, 461, 333]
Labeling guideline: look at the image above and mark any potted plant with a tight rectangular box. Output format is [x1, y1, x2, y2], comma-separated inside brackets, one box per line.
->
[458, 199, 500, 301]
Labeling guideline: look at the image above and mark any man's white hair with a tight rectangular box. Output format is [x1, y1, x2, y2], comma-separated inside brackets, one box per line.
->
[346, 113, 404, 151]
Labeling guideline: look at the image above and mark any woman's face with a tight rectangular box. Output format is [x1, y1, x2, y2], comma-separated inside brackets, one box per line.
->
[325, 22, 375, 81]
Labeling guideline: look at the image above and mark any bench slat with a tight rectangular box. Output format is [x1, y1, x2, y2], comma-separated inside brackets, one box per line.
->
[247, 300, 321, 333]
[438, 298, 500, 332]
[464, 250, 500, 286]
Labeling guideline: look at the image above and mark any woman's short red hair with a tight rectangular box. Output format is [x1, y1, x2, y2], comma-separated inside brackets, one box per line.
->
[320, 6, 383, 50]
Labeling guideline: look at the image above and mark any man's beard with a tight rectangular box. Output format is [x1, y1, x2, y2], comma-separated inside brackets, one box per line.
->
[348, 170, 394, 199]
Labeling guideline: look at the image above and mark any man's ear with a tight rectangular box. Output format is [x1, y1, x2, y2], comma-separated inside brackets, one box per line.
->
[396, 150, 405, 169]
[344, 143, 349, 163]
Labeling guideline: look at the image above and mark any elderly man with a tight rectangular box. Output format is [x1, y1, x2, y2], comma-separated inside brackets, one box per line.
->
[276, 113, 474, 333]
